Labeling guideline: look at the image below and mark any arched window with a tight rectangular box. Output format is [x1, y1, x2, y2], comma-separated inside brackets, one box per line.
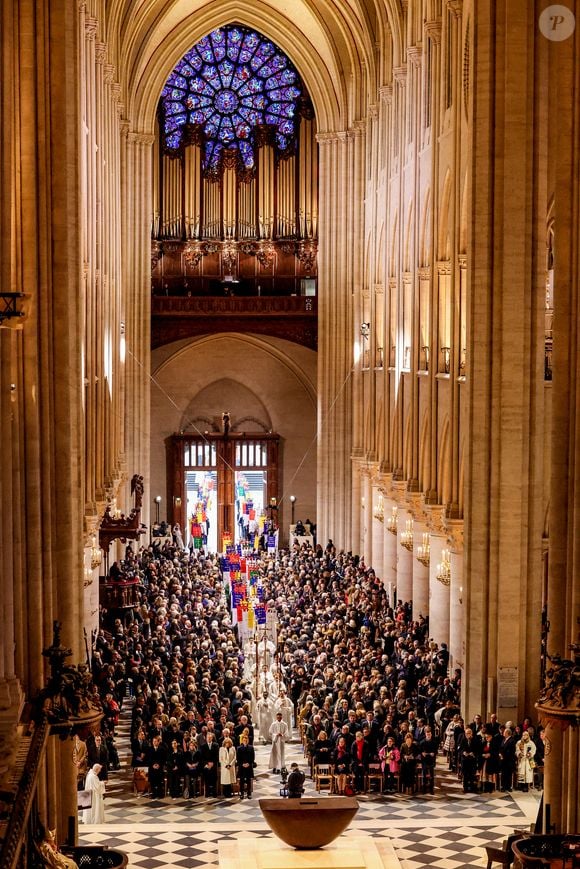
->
[160, 25, 302, 174]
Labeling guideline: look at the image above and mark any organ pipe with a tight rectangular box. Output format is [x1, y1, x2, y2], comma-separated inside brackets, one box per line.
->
[153, 117, 318, 242]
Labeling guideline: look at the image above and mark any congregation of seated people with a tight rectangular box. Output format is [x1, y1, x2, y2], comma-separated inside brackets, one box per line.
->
[78, 538, 543, 801]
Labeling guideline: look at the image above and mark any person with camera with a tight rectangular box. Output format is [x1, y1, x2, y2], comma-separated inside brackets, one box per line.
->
[286, 763, 305, 798]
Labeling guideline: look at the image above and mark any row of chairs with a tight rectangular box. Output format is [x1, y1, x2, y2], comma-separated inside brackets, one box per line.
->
[312, 763, 425, 795]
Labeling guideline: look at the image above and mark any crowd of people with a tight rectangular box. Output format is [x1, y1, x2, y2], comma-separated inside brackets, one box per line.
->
[78, 538, 543, 810]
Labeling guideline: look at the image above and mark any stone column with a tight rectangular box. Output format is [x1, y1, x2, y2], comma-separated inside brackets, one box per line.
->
[361, 473, 373, 566]
[411, 522, 429, 620]
[396, 509, 413, 604]
[318, 128, 363, 548]
[370, 484, 384, 577]
[541, 0, 580, 832]
[383, 497, 398, 603]
[428, 533, 450, 649]
[449, 550, 465, 681]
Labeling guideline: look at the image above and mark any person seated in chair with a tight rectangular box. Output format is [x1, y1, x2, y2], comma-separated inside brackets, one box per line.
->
[287, 762, 306, 797]
[294, 519, 306, 536]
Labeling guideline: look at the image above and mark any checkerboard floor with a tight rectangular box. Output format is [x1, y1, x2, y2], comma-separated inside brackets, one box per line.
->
[80, 706, 540, 868]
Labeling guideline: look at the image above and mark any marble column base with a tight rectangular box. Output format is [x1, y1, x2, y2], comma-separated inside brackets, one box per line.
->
[219, 837, 400, 869]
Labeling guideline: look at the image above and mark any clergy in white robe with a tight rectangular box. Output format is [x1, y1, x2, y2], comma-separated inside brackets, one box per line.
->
[268, 713, 289, 772]
[274, 689, 294, 733]
[257, 692, 274, 743]
[82, 764, 106, 824]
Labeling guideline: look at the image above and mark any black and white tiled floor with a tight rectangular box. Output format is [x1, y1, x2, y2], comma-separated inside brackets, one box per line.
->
[80, 707, 539, 868]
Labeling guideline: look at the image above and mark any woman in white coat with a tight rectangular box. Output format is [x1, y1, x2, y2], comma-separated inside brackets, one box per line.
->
[219, 737, 237, 797]
[516, 731, 536, 792]
[83, 763, 106, 824]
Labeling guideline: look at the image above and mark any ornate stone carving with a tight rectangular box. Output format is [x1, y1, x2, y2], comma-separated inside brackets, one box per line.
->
[425, 504, 446, 535]
[418, 266, 431, 280]
[393, 66, 407, 85]
[84, 17, 98, 40]
[95, 42, 107, 65]
[437, 259, 452, 276]
[379, 85, 393, 104]
[127, 131, 156, 147]
[407, 45, 423, 68]
[444, 517, 464, 553]
[446, 0, 463, 18]
[425, 19, 442, 44]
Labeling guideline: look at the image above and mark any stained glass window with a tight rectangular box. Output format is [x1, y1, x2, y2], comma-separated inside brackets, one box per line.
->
[160, 25, 302, 172]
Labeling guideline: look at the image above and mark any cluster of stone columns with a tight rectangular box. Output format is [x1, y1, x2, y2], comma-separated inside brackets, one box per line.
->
[359, 470, 460, 666]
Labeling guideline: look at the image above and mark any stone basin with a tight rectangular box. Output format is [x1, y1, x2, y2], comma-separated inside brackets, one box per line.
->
[259, 797, 359, 849]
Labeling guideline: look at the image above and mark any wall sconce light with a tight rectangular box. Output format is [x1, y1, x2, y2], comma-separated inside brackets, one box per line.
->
[154, 495, 162, 524]
[400, 518, 414, 551]
[436, 549, 451, 586]
[386, 505, 398, 535]
[416, 532, 430, 566]
[289, 494, 296, 524]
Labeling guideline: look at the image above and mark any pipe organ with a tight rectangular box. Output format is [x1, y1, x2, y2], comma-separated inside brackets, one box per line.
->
[151, 111, 318, 296]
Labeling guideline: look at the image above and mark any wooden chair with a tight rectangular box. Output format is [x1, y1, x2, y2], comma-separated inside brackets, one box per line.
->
[314, 764, 334, 793]
[365, 763, 383, 794]
[485, 844, 513, 869]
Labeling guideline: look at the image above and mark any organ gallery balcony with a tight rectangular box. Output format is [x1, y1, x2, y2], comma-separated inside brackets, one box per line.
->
[152, 293, 317, 350]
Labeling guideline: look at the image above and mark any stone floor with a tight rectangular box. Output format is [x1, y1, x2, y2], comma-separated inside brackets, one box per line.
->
[79, 709, 540, 869]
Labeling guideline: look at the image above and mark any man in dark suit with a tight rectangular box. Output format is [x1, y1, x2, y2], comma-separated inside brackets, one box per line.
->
[147, 734, 167, 798]
[458, 727, 481, 793]
[236, 734, 255, 799]
[200, 732, 219, 796]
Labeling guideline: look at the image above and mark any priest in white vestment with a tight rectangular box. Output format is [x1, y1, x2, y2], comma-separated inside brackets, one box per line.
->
[268, 712, 289, 772]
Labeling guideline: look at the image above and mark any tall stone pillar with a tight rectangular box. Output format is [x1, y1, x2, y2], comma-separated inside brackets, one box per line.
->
[370, 484, 384, 577]
[317, 128, 363, 548]
[396, 510, 413, 604]
[449, 550, 464, 681]
[540, 0, 580, 833]
[361, 473, 372, 566]
[412, 521, 429, 620]
[383, 498, 398, 603]
[466, 0, 546, 725]
[428, 532, 450, 649]
[123, 131, 154, 519]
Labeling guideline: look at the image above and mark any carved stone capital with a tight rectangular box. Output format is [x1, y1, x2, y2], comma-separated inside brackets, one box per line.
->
[379, 85, 393, 105]
[393, 65, 407, 85]
[418, 266, 431, 281]
[405, 491, 427, 522]
[85, 17, 98, 40]
[437, 259, 452, 276]
[425, 19, 442, 44]
[425, 504, 446, 535]
[446, 0, 463, 19]
[444, 518, 464, 553]
[104, 63, 116, 85]
[407, 45, 422, 68]
[127, 131, 155, 146]
[457, 253, 467, 268]
[368, 103, 378, 120]
[316, 131, 346, 146]
[95, 42, 107, 64]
